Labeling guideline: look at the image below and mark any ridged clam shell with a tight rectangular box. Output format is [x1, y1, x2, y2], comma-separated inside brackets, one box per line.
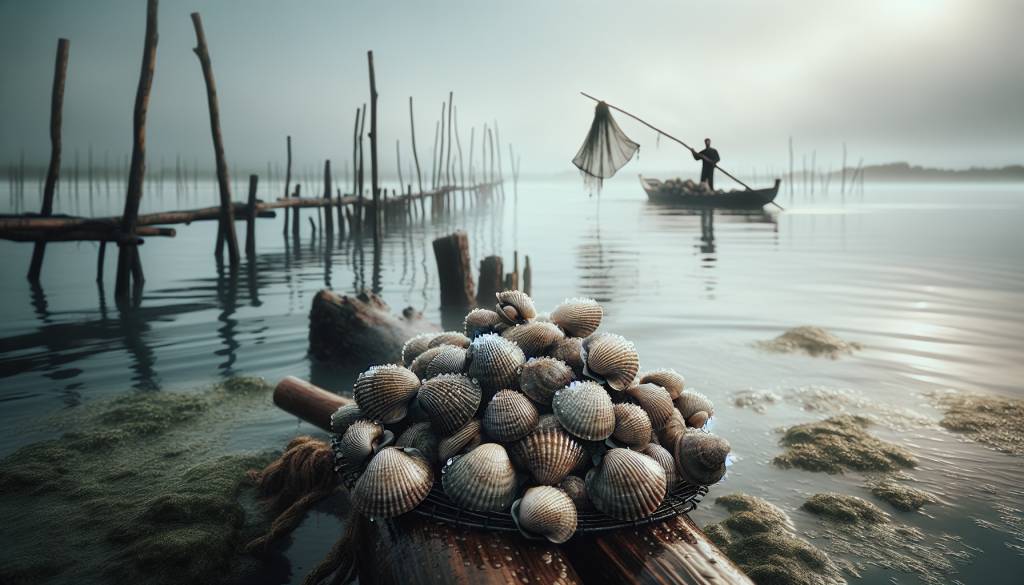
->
[550, 298, 603, 338]
[640, 369, 686, 400]
[519, 357, 574, 406]
[626, 383, 676, 430]
[551, 381, 615, 442]
[353, 365, 420, 424]
[335, 419, 385, 483]
[442, 443, 518, 512]
[558, 475, 594, 511]
[417, 373, 482, 435]
[395, 421, 439, 465]
[409, 345, 443, 379]
[464, 308, 504, 339]
[675, 391, 715, 428]
[657, 408, 687, 450]
[483, 390, 539, 442]
[438, 418, 483, 463]
[502, 322, 566, 358]
[508, 427, 584, 485]
[640, 442, 679, 489]
[673, 430, 730, 486]
[536, 413, 562, 432]
[582, 333, 639, 392]
[512, 486, 578, 544]
[495, 290, 537, 325]
[330, 403, 364, 435]
[612, 403, 653, 449]
[585, 448, 667, 521]
[466, 333, 526, 395]
[428, 331, 471, 349]
[402, 332, 437, 366]
[420, 345, 467, 379]
[352, 447, 433, 518]
[548, 337, 585, 377]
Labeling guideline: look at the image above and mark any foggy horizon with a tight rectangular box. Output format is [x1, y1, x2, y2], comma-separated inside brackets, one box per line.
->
[2, 0, 1022, 180]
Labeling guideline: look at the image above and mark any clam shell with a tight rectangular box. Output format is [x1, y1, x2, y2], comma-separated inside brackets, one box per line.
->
[352, 447, 433, 518]
[502, 322, 565, 358]
[657, 408, 688, 450]
[673, 430, 730, 486]
[675, 391, 715, 428]
[402, 332, 437, 366]
[330, 403, 364, 435]
[548, 337, 585, 377]
[495, 290, 537, 325]
[512, 486, 578, 544]
[551, 381, 615, 442]
[441, 443, 518, 512]
[438, 418, 483, 462]
[559, 475, 594, 511]
[464, 308, 504, 339]
[483, 390, 539, 442]
[466, 333, 526, 395]
[412, 344, 466, 380]
[626, 383, 676, 430]
[640, 442, 679, 488]
[428, 331, 471, 349]
[353, 364, 420, 424]
[519, 357, 574, 406]
[409, 345, 443, 379]
[536, 413, 562, 432]
[585, 448, 667, 521]
[582, 333, 639, 392]
[508, 427, 584, 485]
[395, 421, 440, 465]
[640, 369, 686, 400]
[612, 403, 653, 450]
[550, 297, 603, 338]
[335, 419, 387, 483]
[417, 373, 482, 435]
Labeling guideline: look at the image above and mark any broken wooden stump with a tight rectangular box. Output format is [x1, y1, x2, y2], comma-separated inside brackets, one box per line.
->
[476, 255, 503, 307]
[432, 230, 475, 309]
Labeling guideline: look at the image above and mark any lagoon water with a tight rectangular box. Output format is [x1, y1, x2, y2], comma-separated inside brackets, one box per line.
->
[1, 177, 1022, 584]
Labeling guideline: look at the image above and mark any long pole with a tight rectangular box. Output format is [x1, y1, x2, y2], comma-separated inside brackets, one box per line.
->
[445, 91, 454, 188]
[367, 51, 380, 234]
[580, 91, 782, 210]
[409, 97, 424, 194]
[282, 135, 291, 235]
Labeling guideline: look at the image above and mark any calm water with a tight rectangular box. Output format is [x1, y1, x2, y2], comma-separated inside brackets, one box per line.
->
[2, 177, 1023, 584]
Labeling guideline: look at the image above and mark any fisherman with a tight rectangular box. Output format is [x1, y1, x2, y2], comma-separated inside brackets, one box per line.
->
[692, 138, 721, 190]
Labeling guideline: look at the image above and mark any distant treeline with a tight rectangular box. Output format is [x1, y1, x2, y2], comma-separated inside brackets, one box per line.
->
[824, 162, 1024, 182]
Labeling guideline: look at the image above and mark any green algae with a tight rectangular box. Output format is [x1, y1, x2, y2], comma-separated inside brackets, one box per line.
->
[802, 493, 889, 525]
[756, 326, 862, 359]
[867, 478, 937, 511]
[0, 377, 280, 585]
[932, 392, 1024, 455]
[773, 415, 916, 474]
[705, 493, 846, 585]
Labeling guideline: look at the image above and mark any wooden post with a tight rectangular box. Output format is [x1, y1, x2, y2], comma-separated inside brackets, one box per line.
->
[468, 127, 476, 186]
[291, 183, 301, 237]
[358, 103, 366, 220]
[352, 107, 361, 198]
[367, 51, 380, 235]
[283, 135, 291, 235]
[432, 231, 475, 308]
[454, 105, 465, 191]
[522, 255, 532, 296]
[445, 91, 453, 188]
[245, 174, 258, 257]
[96, 240, 106, 282]
[494, 120, 504, 191]
[27, 38, 70, 282]
[841, 142, 848, 195]
[191, 11, 240, 266]
[395, 140, 404, 199]
[408, 97, 424, 195]
[323, 159, 333, 234]
[476, 255, 503, 306]
[114, 0, 158, 302]
[437, 101, 446, 189]
[430, 120, 440, 191]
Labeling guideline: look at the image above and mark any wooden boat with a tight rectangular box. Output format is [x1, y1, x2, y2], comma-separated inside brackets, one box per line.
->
[641, 176, 781, 209]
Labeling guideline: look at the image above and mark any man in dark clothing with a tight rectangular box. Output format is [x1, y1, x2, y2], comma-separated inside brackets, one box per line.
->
[692, 138, 721, 190]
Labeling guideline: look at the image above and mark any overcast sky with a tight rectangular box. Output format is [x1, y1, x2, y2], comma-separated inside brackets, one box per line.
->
[1, 0, 1021, 179]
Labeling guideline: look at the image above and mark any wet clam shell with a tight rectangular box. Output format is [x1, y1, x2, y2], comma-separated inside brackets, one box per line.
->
[353, 364, 420, 424]
[673, 429, 730, 486]
[417, 373, 482, 435]
[330, 403, 364, 436]
[657, 408, 688, 450]
[495, 290, 537, 325]
[418, 345, 467, 379]
[428, 331, 471, 349]
[483, 390, 539, 443]
[559, 475, 594, 511]
[402, 332, 438, 366]
[581, 333, 639, 392]
[502, 322, 565, 358]
[640, 442, 679, 489]
[466, 333, 526, 395]
[550, 297, 603, 338]
[441, 443, 519, 512]
[640, 369, 686, 400]
[548, 337, 585, 378]
[512, 486, 578, 544]
[675, 391, 715, 428]
[438, 418, 483, 463]
[508, 427, 585, 485]
[585, 448, 667, 521]
[464, 308, 504, 339]
[352, 447, 433, 518]
[626, 383, 676, 430]
[519, 357, 574, 406]
[612, 403, 653, 450]
[335, 419, 386, 483]
[551, 381, 615, 442]
[395, 421, 440, 465]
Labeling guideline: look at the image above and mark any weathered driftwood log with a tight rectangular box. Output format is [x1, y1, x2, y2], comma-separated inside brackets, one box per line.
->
[476, 255, 503, 306]
[0, 204, 274, 231]
[432, 231, 475, 309]
[2, 226, 173, 243]
[274, 376, 348, 432]
[308, 290, 439, 365]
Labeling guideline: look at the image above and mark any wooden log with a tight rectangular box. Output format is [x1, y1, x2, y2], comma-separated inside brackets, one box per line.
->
[27, 38, 70, 282]
[432, 231, 475, 309]
[323, 159, 333, 234]
[2, 226, 173, 242]
[115, 0, 158, 302]
[273, 375, 349, 432]
[283, 136, 291, 234]
[191, 12, 240, 266]
[245, 174, 257, 257]
[367, 51, 380, 233]
[0, 204, 273, 231]
[476, 255, 503, 306]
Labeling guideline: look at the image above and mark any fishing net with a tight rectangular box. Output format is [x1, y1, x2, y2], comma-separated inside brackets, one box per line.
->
[572, 101, 639, 192]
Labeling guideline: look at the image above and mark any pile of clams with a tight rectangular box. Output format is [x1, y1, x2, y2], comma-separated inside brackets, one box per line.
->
[331, 291, 730, 543]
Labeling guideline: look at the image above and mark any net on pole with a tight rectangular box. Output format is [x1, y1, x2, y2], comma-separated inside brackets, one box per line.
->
[572, 101, 639, 192]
